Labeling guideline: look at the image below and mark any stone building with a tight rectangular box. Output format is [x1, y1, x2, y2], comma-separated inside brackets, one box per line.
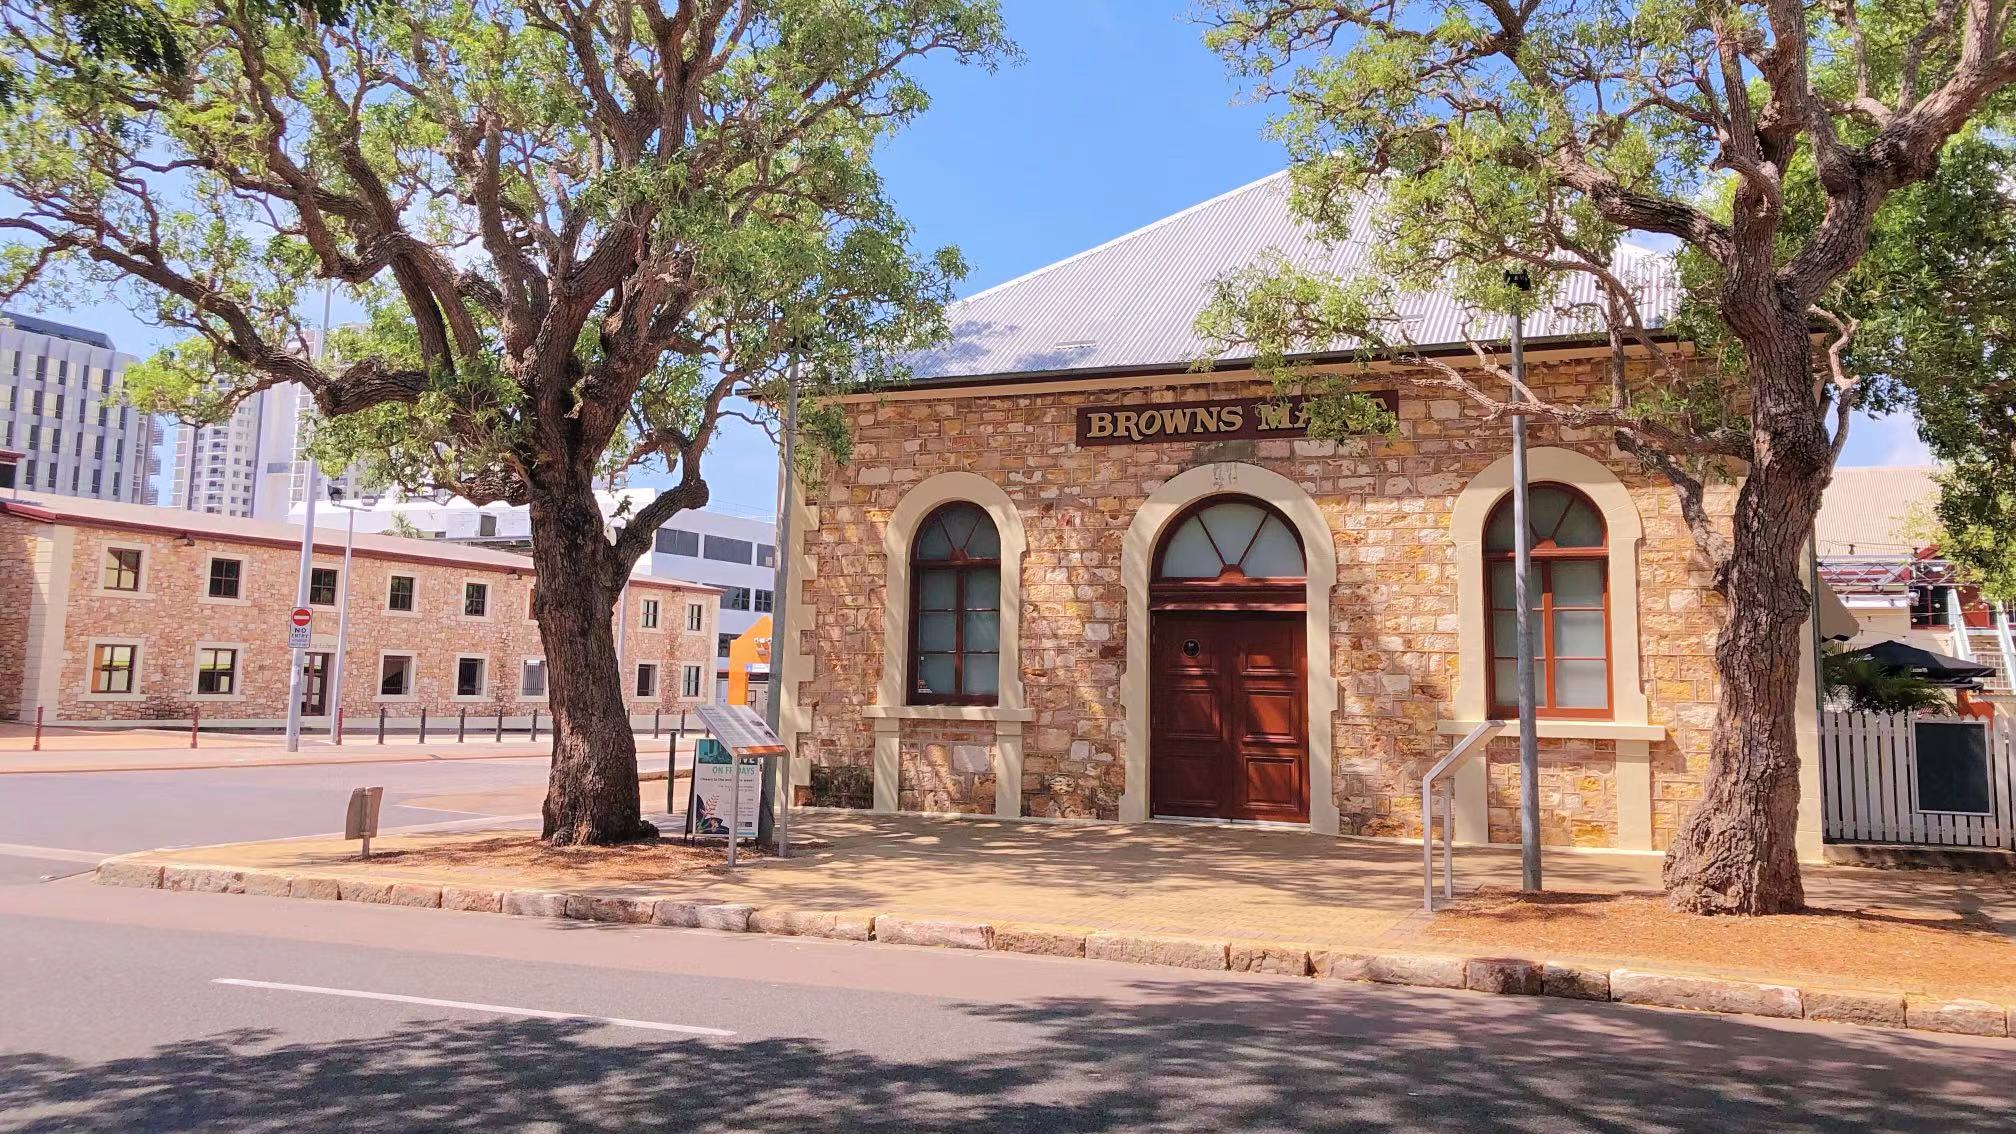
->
[0, 495, 718, 726]
[775, 173, 1831, 855]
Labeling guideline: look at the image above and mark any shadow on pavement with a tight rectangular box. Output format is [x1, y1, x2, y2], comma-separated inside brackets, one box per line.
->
[3, 978, 2012, 1132]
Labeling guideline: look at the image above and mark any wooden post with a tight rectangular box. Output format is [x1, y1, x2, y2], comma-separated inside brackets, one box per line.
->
[334, 707, 345, 745]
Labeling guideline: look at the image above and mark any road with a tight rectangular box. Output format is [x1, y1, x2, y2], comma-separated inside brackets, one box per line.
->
[5, 760, 2015, 1130]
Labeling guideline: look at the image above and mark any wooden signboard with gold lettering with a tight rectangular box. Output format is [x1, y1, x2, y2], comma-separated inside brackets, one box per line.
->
[1074, 392, 1397, 447]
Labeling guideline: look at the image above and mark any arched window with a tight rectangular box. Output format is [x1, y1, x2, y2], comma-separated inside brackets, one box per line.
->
[909, 502, 1001, 704]
[1485, 484, 1609, 717]
[1151, 495, 1307, 611]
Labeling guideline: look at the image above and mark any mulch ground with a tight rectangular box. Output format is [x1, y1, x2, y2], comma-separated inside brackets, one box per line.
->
[1419, 887, 2016, 1000]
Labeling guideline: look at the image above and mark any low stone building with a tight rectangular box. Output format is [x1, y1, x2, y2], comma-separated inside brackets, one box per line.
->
[0, 495, 717, 726]
[774, 173, 1831, 855]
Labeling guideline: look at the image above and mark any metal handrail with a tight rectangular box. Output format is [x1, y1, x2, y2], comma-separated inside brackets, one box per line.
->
[1994, 605, 2016, 694]
[1948, 588, 1975, 662]
[1421, 719, 1506, 911]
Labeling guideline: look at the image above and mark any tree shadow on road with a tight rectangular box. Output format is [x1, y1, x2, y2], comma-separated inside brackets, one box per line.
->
[2, 977, 2012, 1132]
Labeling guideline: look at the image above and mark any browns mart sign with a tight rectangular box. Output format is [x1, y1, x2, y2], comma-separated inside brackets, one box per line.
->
[1074, 392, 1398, 447]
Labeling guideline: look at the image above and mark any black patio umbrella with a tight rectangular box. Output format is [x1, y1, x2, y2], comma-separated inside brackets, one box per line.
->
[1843, 640, 1995, 685]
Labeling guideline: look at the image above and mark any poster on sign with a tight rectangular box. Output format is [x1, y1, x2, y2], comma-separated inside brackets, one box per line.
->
[686, 738, 762, 840]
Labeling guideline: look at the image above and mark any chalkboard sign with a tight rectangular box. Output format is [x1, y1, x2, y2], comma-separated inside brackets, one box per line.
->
[1914, 720, 1994, 815]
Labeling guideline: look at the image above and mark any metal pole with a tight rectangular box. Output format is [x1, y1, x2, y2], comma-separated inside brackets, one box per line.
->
[530, 709, 540, 743]
[283, 462, 320, 753]
[1507, 280, 1542, 893]
[328, 504, 356, 737]
[727, 754, 741, 869]
[418, 706, 428, 745]
[495, 707, 504, 743]
[377, 706, 386, 744]
[764, 375, 798, 857]
[457, 707, 467, 742]
[32, 705, 41, 751]
[190, 706, 199, 749]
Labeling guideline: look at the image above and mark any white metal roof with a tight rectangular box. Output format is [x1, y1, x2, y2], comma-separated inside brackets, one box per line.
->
[1814, 466, 1941, 558]
[903, 171, 1678, 385]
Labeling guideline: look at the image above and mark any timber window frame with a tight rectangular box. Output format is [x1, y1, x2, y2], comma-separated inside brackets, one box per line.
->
[906, 501, 1003, 706]
[84, 638, 144, 700]
[1483, 484, 1612, 719]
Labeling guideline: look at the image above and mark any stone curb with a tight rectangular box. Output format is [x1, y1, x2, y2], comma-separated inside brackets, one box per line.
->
[95, 859, 2016, 1040]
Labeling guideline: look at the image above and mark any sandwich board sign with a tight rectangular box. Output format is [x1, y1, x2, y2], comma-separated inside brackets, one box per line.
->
[686, 738, 762, 841]
[288, 607, 313, 649]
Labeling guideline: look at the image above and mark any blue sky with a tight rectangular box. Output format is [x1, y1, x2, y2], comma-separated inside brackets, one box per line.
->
[49, 0, 1928, 515]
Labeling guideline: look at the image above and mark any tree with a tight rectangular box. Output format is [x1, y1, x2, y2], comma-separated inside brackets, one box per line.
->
[1198, 0, 2016, 912]
[0, 0, 1013, 844]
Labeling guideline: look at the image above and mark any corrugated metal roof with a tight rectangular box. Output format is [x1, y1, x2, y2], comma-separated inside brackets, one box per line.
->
[905, 171, 1679, 384]
[1815, 465, 1941, 557]
[0, 495, 715, 592]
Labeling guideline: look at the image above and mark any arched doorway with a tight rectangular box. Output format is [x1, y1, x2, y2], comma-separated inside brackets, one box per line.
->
[1149, 496, 1310, 823]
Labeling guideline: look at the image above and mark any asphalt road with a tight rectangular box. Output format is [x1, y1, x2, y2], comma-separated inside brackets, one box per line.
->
[0, 758, 556, 884]
[5, 879, 2015, 1132]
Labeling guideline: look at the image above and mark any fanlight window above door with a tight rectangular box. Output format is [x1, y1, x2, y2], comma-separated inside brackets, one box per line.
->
[1157, 498, 1306, 581]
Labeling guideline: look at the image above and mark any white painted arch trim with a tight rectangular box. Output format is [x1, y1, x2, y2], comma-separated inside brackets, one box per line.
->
[1447, 446, 1649, 729]
[1119, 463, 1341, 834]
[872, 471, 1029, 817]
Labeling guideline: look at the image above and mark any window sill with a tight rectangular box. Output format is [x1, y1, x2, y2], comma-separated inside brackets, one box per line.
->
[1436, 719, 1666, 743]
[196, 597, 252, 607]
[864, 703, 1036, 723]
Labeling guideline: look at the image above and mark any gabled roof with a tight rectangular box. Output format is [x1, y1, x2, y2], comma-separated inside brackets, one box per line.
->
[1815, 466, 1941, 558]
[0, 495, 715, 593]
[902, 171, 1679, 386]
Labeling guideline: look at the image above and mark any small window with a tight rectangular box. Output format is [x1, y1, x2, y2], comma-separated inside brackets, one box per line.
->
[717, 632, 735, 658]
[682, 664, 703, 698]
[387, 575, 416, 612]
[722, 586, 751, 612]
[456, 656, 487, 698]
[1485, 485, 1610, 717]
[196, 647, 238, 695]
[640, 598, 660, 630]
[685, 603, 704, 632]
[91, 643, 137, 694]
[520, 659, 547, 698]
[756, 543, 777, 568]
[754, 588, 774, 614]
[379, 654, 416, 697]
[908, 502, 1002, 704]
[102, 547, 142, 592]
[207, 558, 243, 600]
[463, 581, 489, 617]
[635, 663, 658, 699]
[656, 528, 699, 556]
[703, 535, 754, 564]
[478, 513, 498, 538]
[308, 567, 339, 607]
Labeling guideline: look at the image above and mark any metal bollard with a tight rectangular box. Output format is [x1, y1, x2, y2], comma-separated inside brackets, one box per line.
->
[335, 707, 345, 745]
[653, 709, 661, 739]
[190, 706, 199, 749]
[418, 707, 428, 744]
[377, 706, 387, 744]
[529, 709, 540, 743]
[667, 727, 678, 812]
[457, 707, 467, 743]
[495, 708, 504, 743]
[32, 705, 43, 752]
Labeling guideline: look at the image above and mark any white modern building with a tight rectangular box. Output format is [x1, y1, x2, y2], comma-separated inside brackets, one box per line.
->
[0, 311, 156, 504]
[289, 489, 778, 697]
[166, 378, 365, 520]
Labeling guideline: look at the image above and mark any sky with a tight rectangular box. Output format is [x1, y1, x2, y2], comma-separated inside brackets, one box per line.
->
[36, 0, 1931, 516]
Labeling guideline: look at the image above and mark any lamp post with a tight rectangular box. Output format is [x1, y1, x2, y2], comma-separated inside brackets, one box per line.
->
[325, 485, 381, 739]
[283, 461, 319, 753]
[1505, 268, 1541, 893]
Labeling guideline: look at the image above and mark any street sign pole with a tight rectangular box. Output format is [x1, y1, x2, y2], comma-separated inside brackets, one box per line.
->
[1506, 270, 1541, 893]
[283, 463, 320, 753]
[328, 502, 356, 739]
[762, 369, 798, 857]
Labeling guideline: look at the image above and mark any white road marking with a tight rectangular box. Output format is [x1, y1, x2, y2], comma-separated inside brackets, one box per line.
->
[0, 842, 116, 864]
[211, 978, 734, 1037]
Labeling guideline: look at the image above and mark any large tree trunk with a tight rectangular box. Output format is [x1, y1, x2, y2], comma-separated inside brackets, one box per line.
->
[1663, 308, 1832, 914]
[529, 478, 648, 846]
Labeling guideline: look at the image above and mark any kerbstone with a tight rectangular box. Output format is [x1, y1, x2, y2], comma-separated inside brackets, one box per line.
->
[442, 887, 505, 913]
[503, 889, 570, 918]
[1905, 997, 2009, 1037]
[1542, 962, 1610, 1001]
[1803, 988, 1906, 1028]
[695, 903, 755, 932]
[1366, 954, 1468, 990]
[1465, 957, 1543, 995]
[290, 876, 343, 901]
[387, 883, 444, 909]
[874, 916, 994, 950]
[163, 866, 242, 894]
[1313, 950, 1375, 981]
[1229, 944, 1313, 976]
[565, 894, 654, 923]
[338, 879, 396, 904]
[1085, 932, 1228, 971]
[95, 861, 163, 889]
[239, 871, 295, 897]
[1610, 970, 1802, 1019]
[992, 924, 1087, 957]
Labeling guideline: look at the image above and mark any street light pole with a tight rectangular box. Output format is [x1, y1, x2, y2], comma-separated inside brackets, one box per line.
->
[1506, 269, 1541, 893]
[764, 372, 798, 857]
[326, 488, 360, 739]
[283, 461, 319, 753]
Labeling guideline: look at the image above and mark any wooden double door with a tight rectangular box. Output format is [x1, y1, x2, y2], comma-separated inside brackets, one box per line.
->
[1149, 612, 1309, 823]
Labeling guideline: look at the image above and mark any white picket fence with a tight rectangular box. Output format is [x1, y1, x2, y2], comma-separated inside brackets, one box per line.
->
[1821, 711, 2016, 848]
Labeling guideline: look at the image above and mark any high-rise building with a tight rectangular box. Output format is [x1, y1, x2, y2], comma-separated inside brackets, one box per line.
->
[166, 373, 361, 520]
[0, 311, 155, 505]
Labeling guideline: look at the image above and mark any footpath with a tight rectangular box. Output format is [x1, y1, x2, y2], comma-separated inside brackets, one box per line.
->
[0, 722, 698, 775]
[93, 811, 2016, 1041]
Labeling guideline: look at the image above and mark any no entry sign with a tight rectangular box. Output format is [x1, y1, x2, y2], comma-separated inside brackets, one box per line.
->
[288, 607, 313, 648]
